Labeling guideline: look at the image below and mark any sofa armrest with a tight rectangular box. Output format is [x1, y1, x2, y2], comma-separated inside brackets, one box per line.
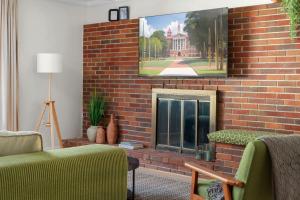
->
[0, 131, 43, 157]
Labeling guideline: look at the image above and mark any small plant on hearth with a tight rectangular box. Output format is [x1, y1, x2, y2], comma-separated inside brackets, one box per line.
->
[88, 90, 105, 126]
[87, 90, 105, 142]
[281, 0, 300, 38]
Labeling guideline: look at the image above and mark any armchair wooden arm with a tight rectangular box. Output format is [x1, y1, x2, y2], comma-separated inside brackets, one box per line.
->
[185, 162, 244, 200]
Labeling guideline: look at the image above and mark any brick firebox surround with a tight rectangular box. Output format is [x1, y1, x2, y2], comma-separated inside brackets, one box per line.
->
[82, 3, 300, 175]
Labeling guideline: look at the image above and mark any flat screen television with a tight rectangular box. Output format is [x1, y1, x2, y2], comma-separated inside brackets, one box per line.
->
[139, 8, 228, 77]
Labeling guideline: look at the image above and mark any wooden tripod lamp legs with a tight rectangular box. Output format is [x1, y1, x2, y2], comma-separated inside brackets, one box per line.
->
[35, 101, 63, 148]
[35, 104, 47, 131]
[51, 102, 63, 147]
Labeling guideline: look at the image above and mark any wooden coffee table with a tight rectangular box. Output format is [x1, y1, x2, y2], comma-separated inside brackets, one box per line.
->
[128, 156, 139, 200]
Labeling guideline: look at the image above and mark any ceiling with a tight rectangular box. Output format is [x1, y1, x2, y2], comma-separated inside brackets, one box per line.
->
[56, 0, 126, 6]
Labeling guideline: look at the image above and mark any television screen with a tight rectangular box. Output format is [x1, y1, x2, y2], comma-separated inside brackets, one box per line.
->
[139, 8, 228, 77]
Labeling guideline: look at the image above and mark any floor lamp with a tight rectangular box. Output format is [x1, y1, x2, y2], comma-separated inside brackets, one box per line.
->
[35, 53, 63, 148]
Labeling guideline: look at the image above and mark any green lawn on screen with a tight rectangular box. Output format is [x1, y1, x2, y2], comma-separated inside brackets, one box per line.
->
[140, 60, 172, 68]
[181, 58, 210, 67]
[195, 69, 227, 75]
[139, 69, 162, 75]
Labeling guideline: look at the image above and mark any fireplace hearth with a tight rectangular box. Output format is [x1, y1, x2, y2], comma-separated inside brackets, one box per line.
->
[152, 89, 216, 153]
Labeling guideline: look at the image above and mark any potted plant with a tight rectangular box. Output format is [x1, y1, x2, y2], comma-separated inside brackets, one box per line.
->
[87, 91, 105, 142]
[281, 0, 300, 38]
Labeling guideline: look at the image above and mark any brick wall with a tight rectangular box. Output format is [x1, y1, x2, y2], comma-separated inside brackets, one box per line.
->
[215, 143, 244, 175]
[83, 3, 300, 148]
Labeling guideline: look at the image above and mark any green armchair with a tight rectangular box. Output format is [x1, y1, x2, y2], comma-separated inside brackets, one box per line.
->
[185, 140, 273, 200]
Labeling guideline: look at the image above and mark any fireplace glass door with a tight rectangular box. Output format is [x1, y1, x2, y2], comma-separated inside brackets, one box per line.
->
[156, 97, 211, 152]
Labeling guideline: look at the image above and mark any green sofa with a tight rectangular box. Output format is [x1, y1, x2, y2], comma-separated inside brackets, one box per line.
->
[0, 132, 128, 200]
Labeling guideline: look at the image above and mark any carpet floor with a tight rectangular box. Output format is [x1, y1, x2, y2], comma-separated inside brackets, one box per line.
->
[128, 168, 191, 200]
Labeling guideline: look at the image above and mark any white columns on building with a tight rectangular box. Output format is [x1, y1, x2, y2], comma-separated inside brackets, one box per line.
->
[172, 38, 186, 51]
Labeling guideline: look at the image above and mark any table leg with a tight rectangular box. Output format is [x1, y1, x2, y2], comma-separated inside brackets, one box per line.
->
[132, 169, 135, 200]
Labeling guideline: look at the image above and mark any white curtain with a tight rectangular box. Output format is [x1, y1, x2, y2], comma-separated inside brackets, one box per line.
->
[0, 0, 19, 131]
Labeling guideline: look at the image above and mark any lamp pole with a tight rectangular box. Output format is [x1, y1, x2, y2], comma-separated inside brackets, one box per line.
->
[48, 73, 52, 101]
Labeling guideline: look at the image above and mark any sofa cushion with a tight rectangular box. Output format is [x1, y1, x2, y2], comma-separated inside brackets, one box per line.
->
[208, 129, 277, 145]
[0, 131, 43, 156]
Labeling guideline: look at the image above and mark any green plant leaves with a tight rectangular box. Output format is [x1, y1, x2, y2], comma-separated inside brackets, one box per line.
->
[88, 91, 105, 126]
[282, 0, 300, 38]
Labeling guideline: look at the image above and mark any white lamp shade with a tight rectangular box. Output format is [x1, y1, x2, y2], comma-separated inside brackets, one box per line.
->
[37, 53, 62, 73]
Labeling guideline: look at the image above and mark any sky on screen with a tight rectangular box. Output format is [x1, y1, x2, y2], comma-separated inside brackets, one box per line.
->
[139, 12, 187, 37]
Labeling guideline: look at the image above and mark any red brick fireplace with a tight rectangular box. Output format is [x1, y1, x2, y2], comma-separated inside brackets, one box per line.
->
[82, 3, 300, 175]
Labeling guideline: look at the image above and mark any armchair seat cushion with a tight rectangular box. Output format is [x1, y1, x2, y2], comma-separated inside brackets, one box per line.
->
[208, 129, 277, 145]
[0, 131, 43, 157]
[197, 179, 217, 199]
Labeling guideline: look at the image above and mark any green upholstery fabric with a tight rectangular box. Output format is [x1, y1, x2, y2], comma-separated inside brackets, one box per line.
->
[208, 129, 277, 145]
[233, 140, 273, 200]
[197, 179, 217, 199]
[0, 131, 43, 156]
[0, 144, 128, 200]
[197, 140, 273, 200]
